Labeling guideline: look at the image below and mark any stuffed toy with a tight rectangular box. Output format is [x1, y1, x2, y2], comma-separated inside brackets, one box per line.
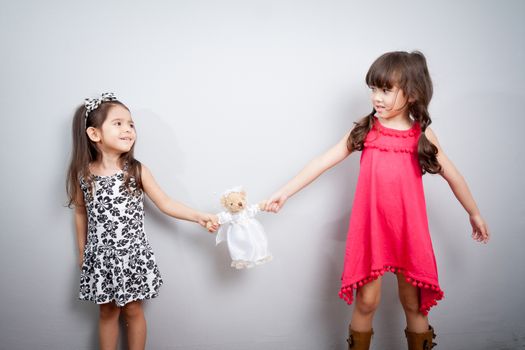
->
[214, 186, 272, 269]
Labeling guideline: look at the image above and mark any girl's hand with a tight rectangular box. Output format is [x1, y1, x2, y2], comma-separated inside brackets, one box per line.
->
[205, 219, 220, 233]
[264, 191, 289, 213]
[469, 214, 490, 244]
[198, 213, 219, 233]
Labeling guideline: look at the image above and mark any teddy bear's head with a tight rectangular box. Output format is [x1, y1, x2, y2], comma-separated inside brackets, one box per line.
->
[220, 188, 247, 214]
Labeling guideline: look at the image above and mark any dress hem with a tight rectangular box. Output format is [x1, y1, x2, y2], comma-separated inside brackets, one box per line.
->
[79, 282, 163, 307]
[231, 255, 273, 269]
[339, 265, 444, 315]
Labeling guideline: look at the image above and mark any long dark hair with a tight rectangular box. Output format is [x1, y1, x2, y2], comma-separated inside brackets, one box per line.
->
[66, 100, 142, 207]
[347, 51, 441, 174]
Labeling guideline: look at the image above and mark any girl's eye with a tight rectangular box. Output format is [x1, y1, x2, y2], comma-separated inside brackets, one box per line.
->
[115, 121, 121, 126]
[130, 124, 134, 128]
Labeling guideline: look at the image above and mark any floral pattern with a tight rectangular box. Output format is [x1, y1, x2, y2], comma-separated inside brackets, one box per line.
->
[79, 171, 163, 306]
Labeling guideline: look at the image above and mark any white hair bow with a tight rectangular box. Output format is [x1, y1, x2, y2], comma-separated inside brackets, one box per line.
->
[84, 92, 117, 118]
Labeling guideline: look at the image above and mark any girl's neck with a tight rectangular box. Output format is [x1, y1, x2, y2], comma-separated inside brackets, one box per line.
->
[91, 154, 123, 176]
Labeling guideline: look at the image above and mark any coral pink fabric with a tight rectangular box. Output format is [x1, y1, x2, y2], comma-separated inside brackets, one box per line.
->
[339, 118, 444, 315]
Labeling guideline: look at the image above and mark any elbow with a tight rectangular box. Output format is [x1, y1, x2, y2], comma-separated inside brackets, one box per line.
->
[443, 172, 465, 189]
[154, 196, 175, 217]
[158, 204, 173, 217]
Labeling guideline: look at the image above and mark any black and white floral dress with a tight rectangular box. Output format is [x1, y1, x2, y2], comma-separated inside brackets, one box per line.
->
[79, 170, 163, 306]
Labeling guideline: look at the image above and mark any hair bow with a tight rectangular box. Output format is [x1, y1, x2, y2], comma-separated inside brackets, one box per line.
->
[84, 92, 117, 118]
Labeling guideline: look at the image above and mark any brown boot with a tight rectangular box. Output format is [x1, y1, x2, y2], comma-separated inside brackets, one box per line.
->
[347, 325, 373, 350]
[404, 325, 437, 350]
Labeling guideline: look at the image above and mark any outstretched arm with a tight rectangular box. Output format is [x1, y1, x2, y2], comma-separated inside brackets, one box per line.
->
[426, 128, 490, 243]
[141, 165, 218, 231]
[265, 131, 352, 212]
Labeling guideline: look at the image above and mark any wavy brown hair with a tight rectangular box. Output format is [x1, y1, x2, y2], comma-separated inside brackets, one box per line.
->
[66, 100, 142, 207]
[347, 51, 441, 174]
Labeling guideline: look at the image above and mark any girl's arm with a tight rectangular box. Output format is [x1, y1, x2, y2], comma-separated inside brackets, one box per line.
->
[426, 128, 490, 243]
[74, 193, 87, 269]
[265, 131, 352, 212]
[141, 165, 218, 231]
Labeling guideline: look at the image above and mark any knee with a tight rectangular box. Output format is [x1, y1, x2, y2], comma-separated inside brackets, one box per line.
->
[399, 294, 420, 314]
[355, 290, 381, 315]
[99, 303, 120, 321]
[122, 302, 144, 321]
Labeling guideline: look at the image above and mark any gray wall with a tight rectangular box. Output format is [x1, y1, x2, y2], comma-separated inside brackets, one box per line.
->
[1, 1, 524, 349]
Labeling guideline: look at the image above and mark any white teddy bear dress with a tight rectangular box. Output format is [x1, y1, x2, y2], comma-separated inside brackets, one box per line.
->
[217, 204, 272, 269]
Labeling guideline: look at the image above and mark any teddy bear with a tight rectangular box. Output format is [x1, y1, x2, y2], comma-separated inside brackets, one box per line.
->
[214, 186, 272, 269]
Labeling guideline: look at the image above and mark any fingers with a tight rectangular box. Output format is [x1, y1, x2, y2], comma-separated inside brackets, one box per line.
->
[472, 230, 482, 243]
[260, 199, 281, 213]
[473, 229, 483, 242]
[470, 215, 490, 244]
[203, 214, 219, 233]
[263, 192, 287, 213]
[208, 221, 219, 233]
[265, 202, 278, 213]
[479, 224, 490, 243]
[472, 224, 490, 244]
[204, 221, 218, 233]
[265, 198, 283, 213]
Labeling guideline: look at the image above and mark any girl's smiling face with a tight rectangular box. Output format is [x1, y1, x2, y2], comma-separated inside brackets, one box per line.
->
[370, 85, 410, 120]
[97, 105, 136, 154]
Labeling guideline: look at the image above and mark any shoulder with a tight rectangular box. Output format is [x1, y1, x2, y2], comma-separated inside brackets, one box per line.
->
[423, 126, 438, 143]
[138, 163, 156, 187]
[422, 126, 445, 151]
[139, 163, 152, 177]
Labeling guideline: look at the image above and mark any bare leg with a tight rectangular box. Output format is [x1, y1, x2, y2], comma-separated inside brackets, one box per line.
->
[99, 302, 121, 350]
[122, 301, 146, 350]
[350, 276, 382, 332]
[396, 273, 429, 333]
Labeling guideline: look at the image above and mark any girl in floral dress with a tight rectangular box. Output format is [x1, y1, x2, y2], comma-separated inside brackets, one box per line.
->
[66, 93, 218, 350]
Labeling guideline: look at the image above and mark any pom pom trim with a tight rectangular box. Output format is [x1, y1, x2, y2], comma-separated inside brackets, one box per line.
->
[364, 142, 417, 153]
[339, 265, 444, 315]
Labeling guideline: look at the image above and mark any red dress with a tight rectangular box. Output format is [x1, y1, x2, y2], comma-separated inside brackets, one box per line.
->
[339, 118, 444, 315]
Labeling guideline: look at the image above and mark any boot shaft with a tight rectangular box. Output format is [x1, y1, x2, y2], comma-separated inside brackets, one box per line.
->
[404, 325, 437, 350]
[348, 326, 373, 350]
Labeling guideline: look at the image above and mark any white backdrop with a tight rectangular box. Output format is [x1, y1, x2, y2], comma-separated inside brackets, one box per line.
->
[1, 1, 524, 349]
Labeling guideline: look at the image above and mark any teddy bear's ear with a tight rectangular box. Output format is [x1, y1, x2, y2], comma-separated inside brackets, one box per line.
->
[240, 190, 246, 198]
[220, 195, 227, 208]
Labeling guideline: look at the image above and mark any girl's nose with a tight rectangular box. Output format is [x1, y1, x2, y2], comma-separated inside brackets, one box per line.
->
[373, 93, 382, 102]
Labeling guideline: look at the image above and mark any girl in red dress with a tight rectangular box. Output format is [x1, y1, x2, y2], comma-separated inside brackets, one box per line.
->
[264, 51, 490, 350]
